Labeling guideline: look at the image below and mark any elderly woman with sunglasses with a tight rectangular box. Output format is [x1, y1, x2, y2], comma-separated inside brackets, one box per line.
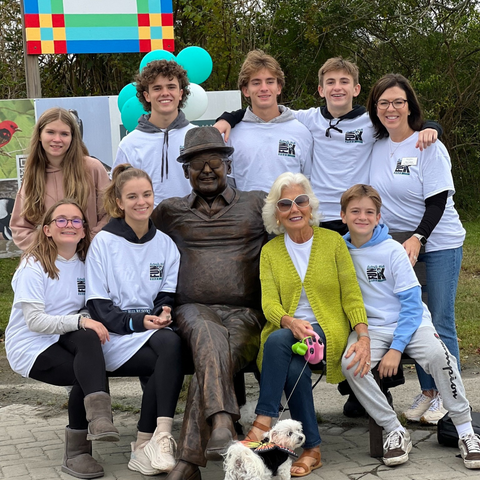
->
[245, 172, 368, 477]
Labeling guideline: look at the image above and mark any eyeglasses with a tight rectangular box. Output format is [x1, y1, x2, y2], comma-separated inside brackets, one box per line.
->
[376, 99, 408, 110]
[187, 158, 225, 172]
[50, 217, 85, 229]
[276, 194, 310, 212]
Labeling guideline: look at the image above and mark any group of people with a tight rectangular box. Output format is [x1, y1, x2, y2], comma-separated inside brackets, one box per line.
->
[4, 47, 479, 480]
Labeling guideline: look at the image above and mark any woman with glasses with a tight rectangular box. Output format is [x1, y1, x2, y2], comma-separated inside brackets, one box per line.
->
[244, 172, 368, 477]
[5, 199, 119, 479]
[86, 164, 183, 476]
[10, 107, 110, 251]
[367, 74, 465, 425]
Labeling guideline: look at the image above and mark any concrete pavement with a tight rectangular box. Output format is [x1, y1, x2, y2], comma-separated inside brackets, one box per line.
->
[1, 367, 480, 479]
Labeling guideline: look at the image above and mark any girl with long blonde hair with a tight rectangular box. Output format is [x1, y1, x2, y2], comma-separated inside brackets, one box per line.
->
[10, 107, 110, 250]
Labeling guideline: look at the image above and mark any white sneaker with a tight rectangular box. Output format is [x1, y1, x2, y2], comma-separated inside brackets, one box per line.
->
[143, 431, 176, 472]
[383, 430, 412, 466]
[128, 441, 161, 476]
[420, 393, 447, 425]
[403, 393, 431, 422]
[458, 433, 480, 469]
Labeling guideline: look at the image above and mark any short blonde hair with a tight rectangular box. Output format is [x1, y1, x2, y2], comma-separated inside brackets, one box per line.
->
[262, 172, 321, 235]
[340, 184, 382, 214]
[318, 57, 359, 86]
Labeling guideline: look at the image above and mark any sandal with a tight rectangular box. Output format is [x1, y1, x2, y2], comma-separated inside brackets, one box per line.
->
[245, 420, 270, 442]
[291, 448, 322, 477]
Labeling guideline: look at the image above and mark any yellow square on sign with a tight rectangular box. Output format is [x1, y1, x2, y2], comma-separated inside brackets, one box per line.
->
[39, 14, 53, 28]
[138, 27, 150, 39]
[41, 40, 55, 54]
[150, 14, 162, 26]
[26, 28, 41, 41]
[162, 26, 174, 38]
[151, 39, 164, 50]
[53, 28, 66, 41]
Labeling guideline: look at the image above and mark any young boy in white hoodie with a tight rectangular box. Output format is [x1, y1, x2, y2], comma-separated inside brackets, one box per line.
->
[339, 183, 480, 469]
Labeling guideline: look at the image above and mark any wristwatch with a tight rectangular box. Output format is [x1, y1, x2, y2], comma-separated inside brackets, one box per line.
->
[413, 233, 427, 246]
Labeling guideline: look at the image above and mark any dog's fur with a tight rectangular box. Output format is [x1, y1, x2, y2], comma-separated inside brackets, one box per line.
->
[223, 419, 305, 480]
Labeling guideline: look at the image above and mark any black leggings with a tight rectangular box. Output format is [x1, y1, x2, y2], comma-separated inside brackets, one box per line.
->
[29, 329, 107, 429]
[109, 329, 184, 433]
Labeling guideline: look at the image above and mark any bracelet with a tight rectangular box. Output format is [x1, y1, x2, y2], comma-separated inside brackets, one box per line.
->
[78, 316, 86, 331]
[357, 332, 370, 340]
[290, 318, 296, 328]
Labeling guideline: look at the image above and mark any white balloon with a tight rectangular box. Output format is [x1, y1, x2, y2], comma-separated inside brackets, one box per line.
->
[181, 83, 208, 121]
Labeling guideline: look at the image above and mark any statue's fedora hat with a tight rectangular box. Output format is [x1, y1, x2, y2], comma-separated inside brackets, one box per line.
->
[177, 126, 234, 163]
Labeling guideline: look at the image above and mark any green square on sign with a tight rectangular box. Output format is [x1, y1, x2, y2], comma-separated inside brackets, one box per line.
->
[51, 0, 64, 13]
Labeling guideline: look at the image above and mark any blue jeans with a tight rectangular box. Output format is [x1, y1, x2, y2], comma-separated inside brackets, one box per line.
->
[416, 246, 462, 391]
[255, 324, 325, 449]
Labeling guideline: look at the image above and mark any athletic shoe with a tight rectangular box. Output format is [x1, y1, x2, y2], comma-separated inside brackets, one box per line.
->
[128, 441, 161, 476]
[420, 393, 447, 425]
[458, 433, 480, 469]
[383, 430, 412, 466]
[403, 393, 431, 422]
[144, 431, 176, 472]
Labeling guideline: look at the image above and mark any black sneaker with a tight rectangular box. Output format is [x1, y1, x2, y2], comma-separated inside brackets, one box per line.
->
[343, 393, 366, 418]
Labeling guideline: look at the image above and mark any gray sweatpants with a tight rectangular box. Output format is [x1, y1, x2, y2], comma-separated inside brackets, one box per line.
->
[341, 325, 471, 433]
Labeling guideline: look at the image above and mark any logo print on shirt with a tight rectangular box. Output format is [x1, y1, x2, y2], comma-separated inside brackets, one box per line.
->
[345, 129, 363, 143]
[394, 160, 410, 175]
[150, 263, 164, 280]
[366, 265, 386, 282]
[278, 140, 296, 157]
[77, 278, 86, 295]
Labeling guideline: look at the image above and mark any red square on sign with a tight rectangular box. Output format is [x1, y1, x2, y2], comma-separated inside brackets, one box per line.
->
[163, 39, 175, 52]
[27, 41, 42, 54]
[54, 41, 67, 54]
[52, 14, 65, 28]
[138, 14, 150, 26]
[25, 14, 40, 28]
[161, 14, 173, 26]
[139, 39, 151, 52]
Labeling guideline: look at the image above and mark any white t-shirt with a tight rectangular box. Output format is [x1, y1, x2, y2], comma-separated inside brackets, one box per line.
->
[114, 124, 196, 207]
[284, 233, 316, 324]
[86, 229, 180, 371]
[6, 255, 86, 377]
[348, 238, 432, 336]
[369, 132, 465, 252]
[227, 119, 313, 191]
[293, 109, 375, 222]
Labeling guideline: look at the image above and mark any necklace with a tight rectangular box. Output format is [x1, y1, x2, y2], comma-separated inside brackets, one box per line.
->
[388, 138, 406, 159]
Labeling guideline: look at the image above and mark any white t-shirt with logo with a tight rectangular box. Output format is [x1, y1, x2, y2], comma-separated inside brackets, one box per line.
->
[293, 109, 375, 222]
[6, 255, 86, 377]
[227, 119, 313, 191]
[86, 229, 180, 371]
[348, 238, 432, 335]
[369, 132, 465, 252]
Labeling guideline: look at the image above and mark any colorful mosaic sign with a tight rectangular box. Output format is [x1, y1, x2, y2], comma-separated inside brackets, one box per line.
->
[23, 0, 174, 54]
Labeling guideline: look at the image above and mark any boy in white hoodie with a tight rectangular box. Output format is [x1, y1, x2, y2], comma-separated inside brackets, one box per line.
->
[339, 184, 480, 470]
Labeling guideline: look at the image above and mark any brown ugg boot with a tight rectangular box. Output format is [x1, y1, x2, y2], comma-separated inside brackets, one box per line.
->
[84, 391, 120, 441]
[61, 427, 104, 479]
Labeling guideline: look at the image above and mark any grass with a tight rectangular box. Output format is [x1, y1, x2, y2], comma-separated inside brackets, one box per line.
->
[0, 223, 479, 365]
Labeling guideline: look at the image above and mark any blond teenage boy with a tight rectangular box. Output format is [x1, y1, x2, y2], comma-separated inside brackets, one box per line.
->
[226, 50, 313, 192]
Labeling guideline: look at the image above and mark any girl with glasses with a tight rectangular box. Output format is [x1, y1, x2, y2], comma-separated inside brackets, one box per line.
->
[367, 73, 465, 425]
[10, 107, 110, 251]
[5, 199, 119, 479]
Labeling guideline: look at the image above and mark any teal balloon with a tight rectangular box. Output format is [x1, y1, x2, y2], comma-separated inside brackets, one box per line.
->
[139, 49, 176, 72]
[121, 97, 149, 133]
[117, 83, 137, 111]
[176, 46, 213, 84]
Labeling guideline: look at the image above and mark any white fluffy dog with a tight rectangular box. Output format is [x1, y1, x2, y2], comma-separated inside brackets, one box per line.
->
[223, 419, 305, 480]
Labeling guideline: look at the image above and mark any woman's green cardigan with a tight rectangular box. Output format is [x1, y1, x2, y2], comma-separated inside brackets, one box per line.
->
[258, 226, 367, 384]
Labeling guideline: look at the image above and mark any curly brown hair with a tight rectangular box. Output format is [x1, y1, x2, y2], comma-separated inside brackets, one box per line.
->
[135, 60, 190, 111]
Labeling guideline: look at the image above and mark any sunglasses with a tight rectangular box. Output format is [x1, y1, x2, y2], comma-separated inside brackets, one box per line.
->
[276, 194, 310, 212]
[50, 217, 85, 229]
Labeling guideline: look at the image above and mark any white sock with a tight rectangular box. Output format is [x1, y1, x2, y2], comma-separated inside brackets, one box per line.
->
[135, 431, 153, 449]
[155, 416, 173, 434]
[456, 422, 474, 438]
